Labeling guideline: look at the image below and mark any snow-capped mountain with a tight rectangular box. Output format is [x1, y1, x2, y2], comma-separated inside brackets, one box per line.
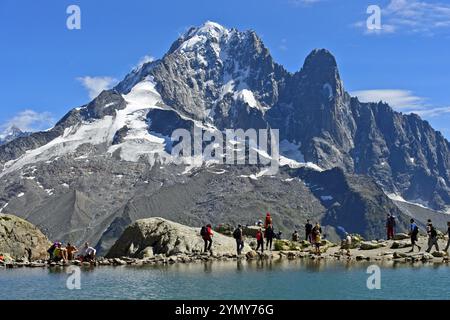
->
[1, 22, 449, 252]
[0, 126, 30, 146]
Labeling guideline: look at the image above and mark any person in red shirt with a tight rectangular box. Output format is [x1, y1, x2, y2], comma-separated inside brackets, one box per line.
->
[256, 228, 264, 253]
[264, 212, 272, 229]
[201, 224, 213, 253]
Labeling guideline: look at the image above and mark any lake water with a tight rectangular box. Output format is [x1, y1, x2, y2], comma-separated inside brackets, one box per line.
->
[1, 260, 449, 300]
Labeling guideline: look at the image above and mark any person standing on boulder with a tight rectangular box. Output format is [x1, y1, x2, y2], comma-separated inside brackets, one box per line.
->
[264, 213, 272, 229]
[256, 228, 264, 253]
[265, 224, 275, 251]
[305, 220, 313, 242]
[386, 214, 396, 240]
[233, 225, 244, 255]
[408, 219, 421, 252]
[426, 223, 440, 253]
[312, 223, 322, 255]
[201, 224, 213, 253]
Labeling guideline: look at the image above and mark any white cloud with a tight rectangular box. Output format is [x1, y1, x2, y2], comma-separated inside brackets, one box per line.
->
[351, 89, 450, 118]
[351, 89, 426, 109]
[134, 55, 155, 71]
[0, 110, 55, 135]
[289, 0, 322, 6]
[77, 76, 118, 100]
[354, 0, 450, 35]
[279, 38, 288, 51]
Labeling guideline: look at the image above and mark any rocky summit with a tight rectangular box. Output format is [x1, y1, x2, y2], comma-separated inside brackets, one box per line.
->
[0, 213, 51, 260]
[0, 22, 449, 254]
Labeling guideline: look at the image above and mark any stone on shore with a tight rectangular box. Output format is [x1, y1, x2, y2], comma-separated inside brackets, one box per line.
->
[360, 241, 384, 250]
[0, 214, 51, 261]
[106, 217, 251, 258]
[393, 233, 410, 240]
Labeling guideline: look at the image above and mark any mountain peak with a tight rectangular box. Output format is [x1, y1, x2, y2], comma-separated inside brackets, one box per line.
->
[303, 48, 338, 72]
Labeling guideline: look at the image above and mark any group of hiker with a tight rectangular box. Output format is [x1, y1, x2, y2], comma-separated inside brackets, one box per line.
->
[387, 214, 450, 254]
[201, 213, 325, 256]
[47, 241, 96, 263]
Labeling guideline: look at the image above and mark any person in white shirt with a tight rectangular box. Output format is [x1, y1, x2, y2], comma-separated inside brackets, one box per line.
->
[78, 242, 96, 262]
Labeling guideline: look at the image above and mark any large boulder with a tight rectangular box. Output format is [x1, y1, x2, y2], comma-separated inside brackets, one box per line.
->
[0, 214, 51, 261]
[360, 241, 384, 250]
[106, 217, 251, 258]
[393, 233, 410, 240]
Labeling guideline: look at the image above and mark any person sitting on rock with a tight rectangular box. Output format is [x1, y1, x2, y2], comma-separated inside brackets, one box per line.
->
[340, 233, 352, 256]
[444, 222, 450, 253]
[66, 243, 78, 261]
[408, 219, 421, 253]
[47, 242, 59, 262]
[233, 225, 244, 255]
[201, 224, 213, 253]
[53, 243, 68, 263]
[292, 230, 300, 242]
[256, 228, 264, 253]
[312, 223, 322, 255]
[78, 242, 96, 262]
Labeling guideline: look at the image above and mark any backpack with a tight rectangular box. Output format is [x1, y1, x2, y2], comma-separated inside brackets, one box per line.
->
[200, 226, 208, 237]
[233, 228, 241, 240]
[412, 225, 419, 235]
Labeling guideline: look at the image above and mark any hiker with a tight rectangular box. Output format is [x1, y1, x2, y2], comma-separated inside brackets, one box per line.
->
[275, 231, 283, 240]
[312, 223, 322, 255]
[256, 228, 264, 253]
[255, 219, 263, 227]
[233, 225, 244, 255]
[444, 222, 450, 252]
[292, 230, 300, 242]
[305, 220, 313, 242]
[66, 243, 78, 261]
[78, 242, 96, 262]
[408, 219, 421, 252]
[265, 224, 275, 250]
[426, 223, 440, 253]
[340, 233, 352, 256]
[386, 214, 396, 240]
[264, 212, 272, 229]
[47, 242, 60, 261]
[53, 243, 68, 263]
[201, 224, 213, 253]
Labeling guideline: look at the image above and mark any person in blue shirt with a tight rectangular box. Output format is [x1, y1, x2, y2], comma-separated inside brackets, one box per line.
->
[408, 219, 421, 253]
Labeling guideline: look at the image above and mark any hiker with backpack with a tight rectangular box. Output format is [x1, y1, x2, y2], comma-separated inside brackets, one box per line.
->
[201, 224, 213, 253]
[265, 224, 275, 251]
[444, 222, 450, 252]
[312, 223, 322, 255]
[256, 228, 264, 253]
[386, 214, 396, 240]
[233, 225, 244, 255]
[408, 219, 421, 252]
[305, 220, 313, 242]
[426, 223, 440, 253]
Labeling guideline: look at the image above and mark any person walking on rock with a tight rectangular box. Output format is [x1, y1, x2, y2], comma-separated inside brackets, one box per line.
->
[444, 222, 450, 252]
[201, 224, 213, 253]
[305, 220, 313, 242]
[265, 224, 274, 251]
[256, 228, 264, 253]
[426, 223, 440, 253]
[233, 225, 244, 255]
[386, 214, 396, 240]
[408, 219, 421, 252]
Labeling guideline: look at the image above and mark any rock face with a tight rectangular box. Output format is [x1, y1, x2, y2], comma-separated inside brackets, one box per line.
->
[0, 21, 449, 254]
[106, 217, 251, 258]
[0, 214, 51, 260]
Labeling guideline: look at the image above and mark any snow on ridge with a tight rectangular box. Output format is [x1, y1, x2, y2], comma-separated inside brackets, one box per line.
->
[235, 89, 258, 109]
[386, 193, 436, 211]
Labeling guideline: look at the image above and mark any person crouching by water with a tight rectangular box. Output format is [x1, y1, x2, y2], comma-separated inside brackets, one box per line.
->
[66, 243, 78, 261]
[233, 225, 244, 255]
[201, 224, 213, 253]
[256, 228, 264, 253]
[408, 219, 421, 253]
[312, 223, 322, 255]
[292, 230, 300, 242]
[53, 243, 68, 263]
[445, 222, 450, 253]
[265, 224, 275, 251]
[78, 242, 96, 262]
[47, 242, 59, 262]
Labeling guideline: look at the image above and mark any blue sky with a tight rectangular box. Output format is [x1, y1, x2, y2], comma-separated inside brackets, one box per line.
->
[1, 0, 450, 138]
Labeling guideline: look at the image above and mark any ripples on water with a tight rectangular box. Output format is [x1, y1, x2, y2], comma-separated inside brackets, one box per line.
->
[1, 260, 449, 300]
